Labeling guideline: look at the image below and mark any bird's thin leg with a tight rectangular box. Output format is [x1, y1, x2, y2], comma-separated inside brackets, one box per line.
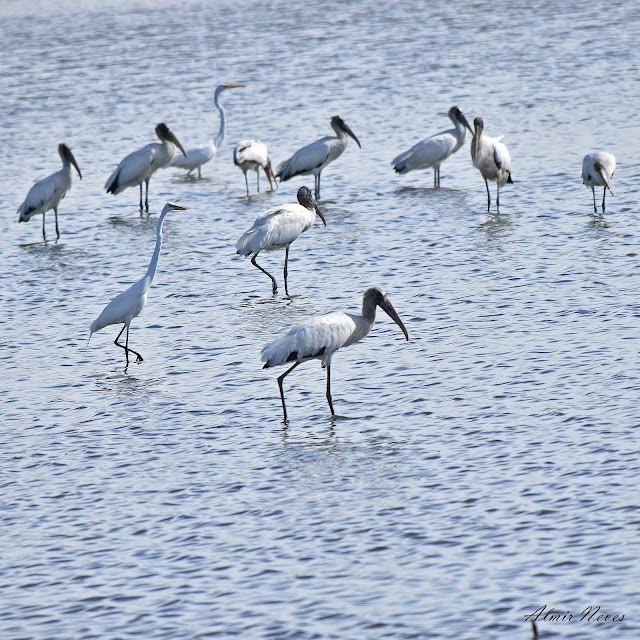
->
[277, 361, 301, 423]
[251, 254, 278, 294]
[591, 186, 597, 214]
[114, 324, 144, 364]
[197, 165, 202, 179]
[315, 173, 321, 200]
[326, 364, 335, 416]
[496, 181, 500, 213]
[244, 173, 250, 196]
[602, 187, 606, 213]
[125, 325, 143, 362]
[54, 207, 60, 239]
[484, 177, 491, 212]
[139, 183, 144, 211]
[144, 180, 150, 212]
[257, 170, 260, 193]
[433, 169, 437, 188]
[283, 246, 290, 297]
[42, 212, 46, 240]
[437, 167, 441, 188]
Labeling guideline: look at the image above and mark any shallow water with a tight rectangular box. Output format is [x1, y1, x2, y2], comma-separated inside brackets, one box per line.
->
[1, 1, 639, 638]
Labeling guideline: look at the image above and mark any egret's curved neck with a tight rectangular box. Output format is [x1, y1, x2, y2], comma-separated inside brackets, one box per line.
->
[145, 209, 169, 285]
[214, 89, 226, 149]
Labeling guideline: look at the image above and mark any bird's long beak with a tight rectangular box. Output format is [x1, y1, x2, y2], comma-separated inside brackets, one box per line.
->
[460, 113, 473, 135]
[595, 162, 614, 195]
[473, 122, 482, 160]
[343, 122, 362, 149]
[224, 83, 246, 89]
[379, 295, 409, 340]
[69, 150, 82, 180]
[314, 201, 327, 226]
[168, 130, 187, 157]
[170, 204, 187, 211]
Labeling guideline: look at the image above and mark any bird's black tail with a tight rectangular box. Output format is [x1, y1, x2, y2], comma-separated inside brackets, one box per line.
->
[507, 173, 514, 184]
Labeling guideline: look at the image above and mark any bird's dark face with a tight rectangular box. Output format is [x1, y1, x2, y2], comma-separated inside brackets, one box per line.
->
[59, 143, 82, 179]
[156, 123, 187, 157]
[297, 186, 326, 225]
[331, 115, 362, 148]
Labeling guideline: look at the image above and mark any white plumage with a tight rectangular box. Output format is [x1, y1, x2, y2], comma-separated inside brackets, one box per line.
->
[582, 151, 615, 213]
[105, 123, 186, 211]
[86, 202, 186, 367]
[471, 116, 513, 212]
[18, 143, 82, 239]
[236, 185, 326, 296]
[233, 139, 276, 195]
[262, 287, 409, 421]
[391, 106, 472, 187]
[276, 115, 361, 200]
[171, 83, 244, 178]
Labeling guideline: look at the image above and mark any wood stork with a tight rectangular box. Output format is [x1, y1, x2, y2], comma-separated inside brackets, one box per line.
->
[105, 123, 186, 211]
[391, 106, 473, 187]
[262, 287, 409, 422]
[233, 139, 276, 195]
[171, 83, 245, 178]
[236, 186, 325, 296]
[276, 115, 361, 200]
[17, 143, 82, 239]
[86, 202, 186, 367]
[582, 151, 615, 213]
[470, 116, 513, 212]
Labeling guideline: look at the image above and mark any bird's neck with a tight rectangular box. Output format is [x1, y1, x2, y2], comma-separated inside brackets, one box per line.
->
[145, 210, 168, 285]
[214, 92, 226, 149]
[361, 297, 378, 324]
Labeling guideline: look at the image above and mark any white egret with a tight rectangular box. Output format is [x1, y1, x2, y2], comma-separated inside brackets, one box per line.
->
[470, 116, 513, 212]
[391, 106, 473, 187]
[582, 151, 615, 213]
[233, 139, 276, 195]
[171, 83, 245, 178]
[276, 115, 361, 200]
[105, 123, 186, 211]
[236, 186, 326, 296]
[262, 287, 409, 422]
[86, 202, 187, 367]
[17, 143, 82, 239]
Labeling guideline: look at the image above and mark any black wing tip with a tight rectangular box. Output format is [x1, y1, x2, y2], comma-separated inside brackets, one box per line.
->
[507, 173, 514, 184]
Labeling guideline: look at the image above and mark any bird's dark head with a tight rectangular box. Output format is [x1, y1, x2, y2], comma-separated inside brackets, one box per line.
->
[450, 106, 473, 134]
[473, 117, 484, 132]
[364, 287, 409, 340]
[331, 115, 362, 148]
[297, 186, 326, 225]
[59, 143, 82, 179]
[156, 123, 187, 157]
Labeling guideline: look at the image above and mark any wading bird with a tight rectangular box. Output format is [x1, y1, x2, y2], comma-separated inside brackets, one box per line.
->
[105, 123, 186, 211]
[18, 143, 82, 239]
[470, 116, 513, 212]
[262, 287, 409, 422]
[582, 151, 615, 213]
[236, 186, 325, 296]
[233, 139, 276, 195]
[171, 83, 245, 178]
[391, 106, 473, 187]
[276, 115, 361, 200]
[86, 202, 186, 367]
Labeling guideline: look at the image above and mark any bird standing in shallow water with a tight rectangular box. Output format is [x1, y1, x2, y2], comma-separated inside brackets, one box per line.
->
[236, 186, 326, 296]
[470, 116, 513, 212]
[233, 139, 276, 195]
[276, 115, 361, 200]
[105, 123, 186, 211]
[261, 287, 409, 422]
[391, 106, 473, 187]
[86, 202, 186, 368]
[18, 143, 82, 239]
[582, 151, 615, 213]
[171, 83, 245, 178]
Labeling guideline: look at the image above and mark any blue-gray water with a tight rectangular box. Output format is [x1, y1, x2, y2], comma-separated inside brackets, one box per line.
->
[1, 1, 639, 638]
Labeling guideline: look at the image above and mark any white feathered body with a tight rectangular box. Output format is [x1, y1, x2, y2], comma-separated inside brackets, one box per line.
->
[236, 203, 317, 256]
[392, 124, 467, 174]
[582, 152, 616, 188]
[105, 140, 175, 194]
[471, 131, 512, 186]
[262, 311, 374, 368]
[277, 134, 348, 181]
[18, 164, 74, 221]
[234, 139, 270, 173]
[170, 140, 216, 172]
[90, 277, 151, 335]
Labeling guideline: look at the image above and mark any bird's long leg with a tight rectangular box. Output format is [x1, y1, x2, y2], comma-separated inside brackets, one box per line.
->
[114, 324, 144, 364]
[42, 212, 46, 240]
[496, 180, 501, 213]
[283, 246, 290, 297]
[244, 172, 250, 196]
[433, 169, 437, 188]
[251, 254, 278, 294]
[591, 186, 597, 214]
[602, 187, 606, 213]
[437, 167, 441, 188]
[197, 165, 202, 179]
[126, 325, 144, 362]
[257, 170, 260, 193]
[277, 361, 301, 423]
[483, 177, 491, 212]
[54, 207, 60, 239]
[139, 183, 144, 211]
[326, 364, 335, 416]
[144, 179, 150, 212]
[315, 173, 321, 200]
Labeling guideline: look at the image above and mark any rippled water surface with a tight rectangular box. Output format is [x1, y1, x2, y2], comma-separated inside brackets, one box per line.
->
[2, 1, 640, 638]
